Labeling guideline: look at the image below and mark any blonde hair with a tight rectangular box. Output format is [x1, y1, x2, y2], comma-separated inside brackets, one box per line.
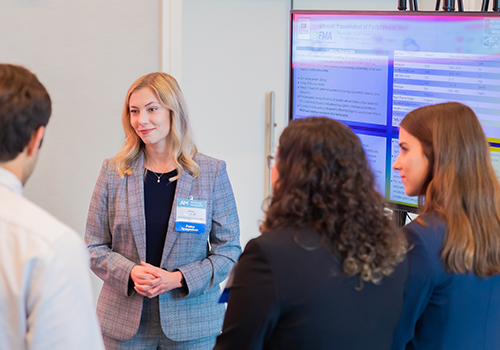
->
[401, 102, 500, 277]
[115, 72, 200, 179]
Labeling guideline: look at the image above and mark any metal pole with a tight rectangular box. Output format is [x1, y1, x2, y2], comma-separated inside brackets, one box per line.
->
[493, 0, 500, 11]
[443, 0, 455, 11]
[265, 92, 276, 199]
[482, 0, 490, 11]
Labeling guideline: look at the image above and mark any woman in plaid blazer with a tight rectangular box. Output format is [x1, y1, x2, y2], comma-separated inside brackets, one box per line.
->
[85, 72, 241, 350]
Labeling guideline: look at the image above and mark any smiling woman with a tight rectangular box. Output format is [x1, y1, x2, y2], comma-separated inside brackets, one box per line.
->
[85, 72, 241, 350]
[129, 88, 172, 150]
[115, 73, 200, 181]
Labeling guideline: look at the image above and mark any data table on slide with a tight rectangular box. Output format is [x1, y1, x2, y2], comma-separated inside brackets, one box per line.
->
[392, 51, 500, 137]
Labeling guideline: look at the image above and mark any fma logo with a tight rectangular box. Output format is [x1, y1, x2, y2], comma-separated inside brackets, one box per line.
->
[312, 31, 332, 40]
[318, 31, 332, 40]
[180, 200, 189, 205]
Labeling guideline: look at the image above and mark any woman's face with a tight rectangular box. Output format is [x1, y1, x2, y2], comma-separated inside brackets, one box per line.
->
[392, 127, 429, 197]
[129, 87, 171, 148]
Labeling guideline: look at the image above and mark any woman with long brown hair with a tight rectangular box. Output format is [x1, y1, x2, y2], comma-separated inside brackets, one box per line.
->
[214, 117, 407, 350]
[392, 102, 500, 350]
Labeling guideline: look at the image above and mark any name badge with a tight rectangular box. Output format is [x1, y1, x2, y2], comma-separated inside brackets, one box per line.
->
[175, 198, 206, 233]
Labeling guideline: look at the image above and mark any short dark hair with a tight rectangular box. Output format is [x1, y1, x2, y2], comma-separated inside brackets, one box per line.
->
[0, 64, 51, 162]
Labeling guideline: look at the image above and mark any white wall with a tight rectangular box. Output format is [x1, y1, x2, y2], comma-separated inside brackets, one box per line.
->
[181, 0, 291, 247]
[0, 0, 159, 298]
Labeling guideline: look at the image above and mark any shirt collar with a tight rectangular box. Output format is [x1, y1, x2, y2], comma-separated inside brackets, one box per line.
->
[0, 167, 23, 195]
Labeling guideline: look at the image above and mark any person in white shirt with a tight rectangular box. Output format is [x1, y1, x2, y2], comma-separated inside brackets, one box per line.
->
[0, 63, 105, 350]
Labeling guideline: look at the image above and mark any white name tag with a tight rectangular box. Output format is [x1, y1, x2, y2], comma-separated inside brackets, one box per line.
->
[175, 198, 207, 233]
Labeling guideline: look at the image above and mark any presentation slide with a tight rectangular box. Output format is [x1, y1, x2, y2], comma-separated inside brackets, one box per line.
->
[294, 50, 388, 125]
[357, 133, 387, 194]
[490, 148, 500, 179]
[291, 12, 500, 211]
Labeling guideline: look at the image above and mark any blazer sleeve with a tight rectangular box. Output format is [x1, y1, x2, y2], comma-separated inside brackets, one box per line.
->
[392, 223, 435, 350]
[85, 159, 137, 297]
[214, 237, 280, 350]
[177, 160, 241, 298]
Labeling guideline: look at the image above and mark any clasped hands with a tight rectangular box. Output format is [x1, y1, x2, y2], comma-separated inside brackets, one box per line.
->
[130, 262, 183, 298]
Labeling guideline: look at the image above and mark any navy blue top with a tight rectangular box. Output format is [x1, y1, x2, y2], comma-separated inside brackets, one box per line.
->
[392, 211, 500, 350]
[215, 228, 408, 350]
[144, 169, 177, 267]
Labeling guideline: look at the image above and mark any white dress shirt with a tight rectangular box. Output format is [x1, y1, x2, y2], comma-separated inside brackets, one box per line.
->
[0, 167, 104, 350]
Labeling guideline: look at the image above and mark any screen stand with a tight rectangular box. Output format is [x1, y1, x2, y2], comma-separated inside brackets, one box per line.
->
[393, 210, 408, 228]
[482, 0, 500, 11]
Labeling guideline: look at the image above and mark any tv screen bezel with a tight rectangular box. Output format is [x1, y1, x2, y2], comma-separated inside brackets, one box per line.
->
[288, 9, 500, 214]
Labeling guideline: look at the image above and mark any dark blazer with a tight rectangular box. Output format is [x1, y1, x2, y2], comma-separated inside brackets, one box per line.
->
[392, 211, 500, 350]
[85, 152, 241, 342]
[214, 228, 408, 350]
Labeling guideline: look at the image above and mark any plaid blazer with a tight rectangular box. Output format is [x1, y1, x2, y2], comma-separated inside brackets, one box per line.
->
[85, 152, 241, 341]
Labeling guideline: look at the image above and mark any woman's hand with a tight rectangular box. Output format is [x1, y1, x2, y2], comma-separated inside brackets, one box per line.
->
[131, 262, 184, 298]
[130, 263, 161, 297]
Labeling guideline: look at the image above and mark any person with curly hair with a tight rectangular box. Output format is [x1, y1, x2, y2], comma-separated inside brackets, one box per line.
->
[214, 116, 408, 350]
[392, 102, 500, 350]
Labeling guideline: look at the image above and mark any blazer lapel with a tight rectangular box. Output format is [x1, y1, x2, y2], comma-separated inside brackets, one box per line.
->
[160, 167, 194, 267]
[128, 153, 147, 263]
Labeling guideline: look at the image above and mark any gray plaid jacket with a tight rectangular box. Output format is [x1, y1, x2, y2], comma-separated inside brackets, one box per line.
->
[85, 152, 241, 341]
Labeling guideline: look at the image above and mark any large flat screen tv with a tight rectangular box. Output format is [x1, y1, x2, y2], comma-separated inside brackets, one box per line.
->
[289, 10, 500, 213]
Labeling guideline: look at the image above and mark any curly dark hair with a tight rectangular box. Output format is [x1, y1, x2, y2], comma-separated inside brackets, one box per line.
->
[261, 117, 407, 285]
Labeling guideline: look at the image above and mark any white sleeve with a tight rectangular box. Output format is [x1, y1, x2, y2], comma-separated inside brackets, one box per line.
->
[26, 231, 105, 350]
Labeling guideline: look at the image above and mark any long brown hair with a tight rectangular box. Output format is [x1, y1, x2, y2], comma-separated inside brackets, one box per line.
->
[401, 102, 500, 277]
[115, 72, 200, 179]
[262, 117, 407, 285]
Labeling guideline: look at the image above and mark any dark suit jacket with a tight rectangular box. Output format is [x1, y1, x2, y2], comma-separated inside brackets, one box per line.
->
[215, 228, 408, 350]
[85, 152, 241, 341]
[392, 212, 500, 350]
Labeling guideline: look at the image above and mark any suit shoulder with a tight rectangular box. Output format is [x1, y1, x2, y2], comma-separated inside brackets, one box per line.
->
[98, 156, 128, 181]
[257, 228, 295, 242]
[251, 228, 317, 255]
[104, 156, 116, 165]
[404, 211, 446, 251]
[404, 212, 446, 234]
[103, 156, 122, 174]
[193, 153, 227, 180]
[194, 153, 224, 169]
